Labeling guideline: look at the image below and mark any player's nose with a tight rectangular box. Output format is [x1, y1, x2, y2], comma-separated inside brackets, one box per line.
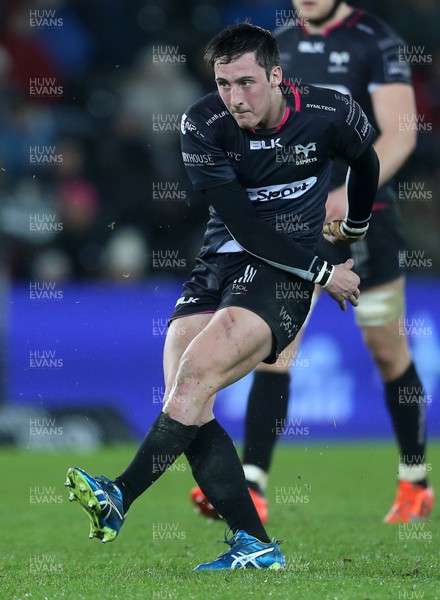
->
[230, 85, 244, 107]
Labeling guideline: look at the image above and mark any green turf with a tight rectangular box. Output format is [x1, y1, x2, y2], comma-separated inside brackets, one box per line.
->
[1, 442, 439, 600]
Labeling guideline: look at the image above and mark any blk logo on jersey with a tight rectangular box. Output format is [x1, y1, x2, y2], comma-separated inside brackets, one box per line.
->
[298, 41, 325, 54]
[250, 138, 283, 150]
[246, 177, 317, 202]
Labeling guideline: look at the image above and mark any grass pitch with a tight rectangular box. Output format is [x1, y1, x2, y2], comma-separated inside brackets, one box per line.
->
[1, 442, 439, 600]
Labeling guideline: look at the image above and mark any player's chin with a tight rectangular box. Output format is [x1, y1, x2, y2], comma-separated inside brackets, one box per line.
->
[297, 1, 319, 15]
[233, 114, 254, 128]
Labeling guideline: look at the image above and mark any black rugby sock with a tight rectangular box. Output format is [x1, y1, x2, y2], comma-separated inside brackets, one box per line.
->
[385, 362, 427, 484]
[243, 371, 290, 477]
[115, 412, 198, 513]
[185, 419, 271, 543]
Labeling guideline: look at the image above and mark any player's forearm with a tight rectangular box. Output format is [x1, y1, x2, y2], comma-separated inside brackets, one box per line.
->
[203, 182, 334, 286]
[344, 145, 380, 233]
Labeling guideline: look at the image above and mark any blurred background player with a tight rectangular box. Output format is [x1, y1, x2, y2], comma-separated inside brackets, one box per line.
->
[191, 0, 434, 525]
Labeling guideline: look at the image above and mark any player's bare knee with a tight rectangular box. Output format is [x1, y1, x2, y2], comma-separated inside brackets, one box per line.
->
[173, 353, 218, 400]
[163, 367, 212, 424]
[368, 344, 396, 374]
[362, 330, 411, 379]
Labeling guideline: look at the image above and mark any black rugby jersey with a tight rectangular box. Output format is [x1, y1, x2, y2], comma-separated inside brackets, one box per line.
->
[181, 82, 374, 260]
[274, 9, 411, 193]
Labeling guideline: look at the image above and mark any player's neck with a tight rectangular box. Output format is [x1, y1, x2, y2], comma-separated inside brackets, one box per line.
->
[257, 93, 286, 129]
[305, 4, 353, 35]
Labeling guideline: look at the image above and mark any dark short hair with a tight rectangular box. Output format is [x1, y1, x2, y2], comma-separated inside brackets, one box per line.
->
[204, 23, 280, 81]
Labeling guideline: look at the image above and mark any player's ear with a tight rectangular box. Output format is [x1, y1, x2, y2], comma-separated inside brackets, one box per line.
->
[270, 66, 283, 87]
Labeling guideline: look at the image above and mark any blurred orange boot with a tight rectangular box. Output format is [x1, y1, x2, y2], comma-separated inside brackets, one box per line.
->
[190, 486, 268, 524]
[384, 480, 434, 523]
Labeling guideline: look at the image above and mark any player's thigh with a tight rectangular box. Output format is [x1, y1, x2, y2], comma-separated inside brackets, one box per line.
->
[164, 254, 225, 389]
[163, 313, 213, 389]
[179, 306, 273, 392]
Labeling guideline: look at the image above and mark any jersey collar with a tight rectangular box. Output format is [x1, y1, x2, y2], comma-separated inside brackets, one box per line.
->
[299, 8, 364, 37]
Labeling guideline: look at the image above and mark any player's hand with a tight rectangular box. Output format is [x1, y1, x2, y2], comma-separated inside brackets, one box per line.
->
[324, 258, 360, 311]
[323, 219, 367, 245]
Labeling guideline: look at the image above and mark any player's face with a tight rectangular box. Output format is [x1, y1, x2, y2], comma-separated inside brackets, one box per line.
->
[293, 0, 337, 22]
[214, 52, 283, 129]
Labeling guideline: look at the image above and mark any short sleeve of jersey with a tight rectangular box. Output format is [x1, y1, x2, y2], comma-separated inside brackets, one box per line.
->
[333, 92, 375, 163]
[365, 17, 412, 85]
[180, 101, 237, 191]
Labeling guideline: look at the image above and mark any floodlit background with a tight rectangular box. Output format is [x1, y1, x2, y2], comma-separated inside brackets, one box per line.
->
[0, 0, 439, 449]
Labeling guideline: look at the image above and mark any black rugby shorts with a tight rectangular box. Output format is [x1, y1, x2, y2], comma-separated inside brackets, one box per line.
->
[170, 252, 313, 363]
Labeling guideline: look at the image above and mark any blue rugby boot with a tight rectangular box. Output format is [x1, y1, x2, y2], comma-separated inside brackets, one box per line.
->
[65, 467, 125, 543]
[194, 530, 285, 571]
